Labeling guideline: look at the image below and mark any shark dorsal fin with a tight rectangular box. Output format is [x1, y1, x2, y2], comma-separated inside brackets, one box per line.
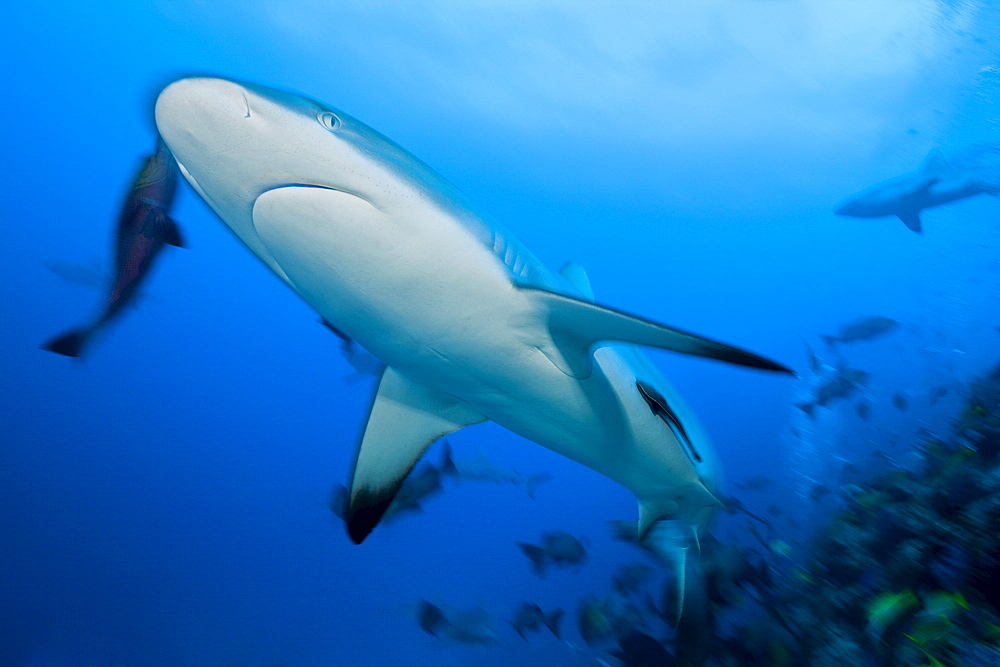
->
[920, 148, 949, 174]
[520, 285, 793, 379]
[346, 367, 484, 543]
[558, 262, 595, 301]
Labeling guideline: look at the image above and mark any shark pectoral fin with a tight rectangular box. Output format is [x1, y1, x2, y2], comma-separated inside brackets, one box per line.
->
[558, 262, 595, 301]
[897, 210, 923, 233]
[520, 286, 794, 378]
[346, 367, 485, 544]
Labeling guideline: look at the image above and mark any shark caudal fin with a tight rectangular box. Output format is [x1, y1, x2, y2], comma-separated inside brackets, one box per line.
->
[345, 367, 485, 544]
[519, 285, 793, 379]
[42, 327, 93, 357]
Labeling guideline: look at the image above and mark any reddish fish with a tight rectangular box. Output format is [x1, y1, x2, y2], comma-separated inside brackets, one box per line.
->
[43, 140, 184, 357]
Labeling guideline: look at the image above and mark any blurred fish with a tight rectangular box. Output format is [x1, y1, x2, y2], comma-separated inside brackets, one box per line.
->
[609, 632, 674, 667]
[855, 400, 872, 420]
[320, 318, 386, 380]
[417, 600, 448, 638]
[892, 392, 909, 411]
[927, 384, 949, 406]
[796, 367, 871, 416]
[576, 594, 648, 647]
[612, 564, 656, 597]
[440, 443, 552, 499]
[511, 601, 563, 639]
[834, 148, 997, 233]
[821, 316, 899, 347]
[518, 531, 587, 575]
[43, 140, 184, 357]
[420, 603, 499, 645]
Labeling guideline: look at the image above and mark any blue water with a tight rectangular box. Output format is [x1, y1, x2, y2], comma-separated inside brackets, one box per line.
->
[3, 2, 1000, 665]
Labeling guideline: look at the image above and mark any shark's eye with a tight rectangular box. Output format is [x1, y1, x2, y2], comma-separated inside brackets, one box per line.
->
[318, 111, 342, 132]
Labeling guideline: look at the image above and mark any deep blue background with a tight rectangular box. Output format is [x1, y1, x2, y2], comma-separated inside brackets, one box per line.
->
[3, 2, 999, 665]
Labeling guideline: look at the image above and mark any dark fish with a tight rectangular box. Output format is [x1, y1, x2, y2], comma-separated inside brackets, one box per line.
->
[809, 484, 831, 502]
[517, 530, 587, 576]
[821, 316, 899, 347]
[797, 367, 870, 416]
[511, 601, 563, 639]
[43, 140, 184, 357]
[855, 400, 872, 420]
[892, 392, 909, 411]
[417, 600, 448, 637]
[612, 563, 656, 597]
[329, 445, 452, 525]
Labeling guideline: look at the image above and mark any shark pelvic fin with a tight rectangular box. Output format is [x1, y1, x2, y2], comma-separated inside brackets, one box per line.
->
[519, 285, 793, 379]
[897, 209, 923, 233]
[346, 367, 485, 544]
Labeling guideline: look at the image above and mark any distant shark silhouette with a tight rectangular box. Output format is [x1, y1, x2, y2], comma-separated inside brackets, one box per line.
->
[154, 77, 792, 613]
[835, 148, 998, 233]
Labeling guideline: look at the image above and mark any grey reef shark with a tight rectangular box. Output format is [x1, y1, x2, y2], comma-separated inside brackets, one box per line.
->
[835, 148, 999, 233]
[153, 76, 793, 617]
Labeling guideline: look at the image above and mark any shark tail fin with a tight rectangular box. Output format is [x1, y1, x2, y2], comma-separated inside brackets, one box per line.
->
[897, 209, 923, 233]
[517, 543, 548, 576]
[545, 608, 564, 638]
[42, 327, 92, 357]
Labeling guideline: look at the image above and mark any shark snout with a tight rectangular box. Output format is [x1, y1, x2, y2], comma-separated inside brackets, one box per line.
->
[155, 77, 253, 163]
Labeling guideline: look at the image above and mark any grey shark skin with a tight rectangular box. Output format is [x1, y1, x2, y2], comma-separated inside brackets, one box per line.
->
[154, 78, 791, 563]
[835, 148, 996, 233]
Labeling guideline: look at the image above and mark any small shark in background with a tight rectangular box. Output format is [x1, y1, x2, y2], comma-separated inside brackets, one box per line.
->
[835, 148, 999, 233]
[821, 315, 899, 347]
[154, 77, 793, 623]
[42, 139, 184, 357]
[439, 442, 552, 498]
